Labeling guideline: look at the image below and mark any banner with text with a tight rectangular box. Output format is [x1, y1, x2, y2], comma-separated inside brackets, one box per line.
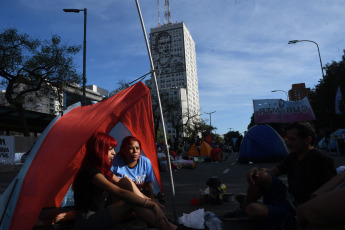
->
[253, 97, 315, 124]
[0, 136, 15, 164]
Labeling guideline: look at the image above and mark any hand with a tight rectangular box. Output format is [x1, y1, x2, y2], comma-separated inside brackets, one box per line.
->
[154, 199, 165, 209]
[247, 167, 260, 184]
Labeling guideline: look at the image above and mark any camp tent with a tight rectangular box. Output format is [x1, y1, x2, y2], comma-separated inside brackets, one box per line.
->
[0, 82, 161, 230]
[188, 141, 212, 157]
[239, 124, 288, 163]
[318, 129, 345, 151]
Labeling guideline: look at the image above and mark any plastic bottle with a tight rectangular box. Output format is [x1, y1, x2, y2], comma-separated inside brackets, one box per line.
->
[204, 211, 222, 230]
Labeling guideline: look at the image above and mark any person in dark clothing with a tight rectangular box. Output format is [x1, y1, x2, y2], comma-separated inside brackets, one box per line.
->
[297, 170, 345, 229]
[223, 122, 336, 230]
[73, 132, 176, 230]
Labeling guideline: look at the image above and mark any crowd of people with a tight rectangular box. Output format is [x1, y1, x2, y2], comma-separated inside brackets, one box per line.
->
[39, 121, 345, 230]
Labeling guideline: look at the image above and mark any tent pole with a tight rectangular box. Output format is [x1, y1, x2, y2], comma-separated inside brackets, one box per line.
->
[135, 0, 178, 222]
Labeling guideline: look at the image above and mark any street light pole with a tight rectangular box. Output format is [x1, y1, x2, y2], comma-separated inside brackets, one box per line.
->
[271, 90, 289, 101]
[63, 8, 87, 106]
[205, 111, 216, 127]
[288, 40, 325, 79]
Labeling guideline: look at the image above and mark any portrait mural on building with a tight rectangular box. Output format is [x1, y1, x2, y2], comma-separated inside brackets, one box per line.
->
[152, 31, 185, 74]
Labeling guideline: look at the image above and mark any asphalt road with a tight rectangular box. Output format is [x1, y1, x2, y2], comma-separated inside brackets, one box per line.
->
[160, 150, 345, 229]
[1, 150, 345, 229]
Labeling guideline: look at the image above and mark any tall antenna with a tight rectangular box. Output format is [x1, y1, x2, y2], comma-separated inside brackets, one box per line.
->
[157, 0, 161, 27]
[164, 0, 172, 24]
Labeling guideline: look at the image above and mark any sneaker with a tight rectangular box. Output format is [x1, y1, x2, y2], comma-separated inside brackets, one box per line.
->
[235, 193, 247, 208]
[222, 208, 249, 221]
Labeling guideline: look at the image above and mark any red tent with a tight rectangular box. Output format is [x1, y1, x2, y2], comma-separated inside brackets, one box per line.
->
[0, 82, 160, 230]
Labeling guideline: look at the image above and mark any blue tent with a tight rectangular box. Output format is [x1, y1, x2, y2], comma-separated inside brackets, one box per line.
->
[318, 129, 345, 151]
[239, 125, 288, 163]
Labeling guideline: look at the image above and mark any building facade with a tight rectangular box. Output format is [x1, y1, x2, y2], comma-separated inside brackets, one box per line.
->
[288, 83, 310, 101]
[147, 22, 200, 139]
[0, 84, 108, 115]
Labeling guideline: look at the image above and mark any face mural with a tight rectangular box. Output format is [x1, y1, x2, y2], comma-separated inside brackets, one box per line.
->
[153, 31, 185, 74]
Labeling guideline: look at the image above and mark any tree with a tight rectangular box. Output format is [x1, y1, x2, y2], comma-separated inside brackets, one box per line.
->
[0, 28, 82, 136]
[247, 113, 256, 130]
[224, 130, 242, 148]
[184, 118, 214, 145]
[309, 53, 345, 132]
[165, 104, 199, 150]
[151, 90, 173, 140]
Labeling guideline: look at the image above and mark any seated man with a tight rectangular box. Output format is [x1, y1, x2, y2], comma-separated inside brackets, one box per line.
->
[296, 170, 345, 229]
[223, 122, 337, 230]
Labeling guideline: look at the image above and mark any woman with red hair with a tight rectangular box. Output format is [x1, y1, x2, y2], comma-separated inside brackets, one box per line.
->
[111, 136, 155, 199]
[73, 133, 176, 230]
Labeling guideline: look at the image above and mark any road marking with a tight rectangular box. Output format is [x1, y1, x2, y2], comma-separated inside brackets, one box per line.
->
[223, 168, 230, 174]
[231, 162, 236, 166]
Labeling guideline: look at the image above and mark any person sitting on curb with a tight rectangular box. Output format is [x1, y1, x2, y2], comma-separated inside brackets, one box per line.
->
[223, 122, 337, 230]
[296, 170, 345, 229]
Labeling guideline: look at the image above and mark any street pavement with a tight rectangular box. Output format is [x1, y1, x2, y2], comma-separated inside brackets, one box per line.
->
[159, 150, 345, 229]
[1, 150, 345, 229]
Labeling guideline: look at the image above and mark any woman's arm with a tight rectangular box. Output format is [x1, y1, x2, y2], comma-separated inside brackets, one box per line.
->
[92, 173, 169, 226]
[93, 173, 155, 208]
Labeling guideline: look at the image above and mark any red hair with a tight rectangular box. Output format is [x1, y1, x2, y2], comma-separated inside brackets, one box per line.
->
[118, 136, 142, 156]
[82, 132, 117, 180]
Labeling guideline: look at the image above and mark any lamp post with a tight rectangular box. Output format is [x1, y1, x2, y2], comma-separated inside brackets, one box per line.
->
[288, 40, 325, 79]
[205, 111, 216, 127]
[271, 90, 289, 101]
[63, 8, 87, 106]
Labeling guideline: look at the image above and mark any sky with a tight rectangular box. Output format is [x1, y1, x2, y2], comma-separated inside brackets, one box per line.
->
[1, 0, 345, 136]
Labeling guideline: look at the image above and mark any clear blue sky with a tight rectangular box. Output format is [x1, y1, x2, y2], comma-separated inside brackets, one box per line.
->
[2, 0, 345, 136]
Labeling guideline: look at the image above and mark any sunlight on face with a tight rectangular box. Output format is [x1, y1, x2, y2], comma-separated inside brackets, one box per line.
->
[108, 146, 115, 163]
[124, 140, 141, 163]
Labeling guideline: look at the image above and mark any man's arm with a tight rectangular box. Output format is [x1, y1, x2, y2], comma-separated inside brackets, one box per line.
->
[247, 166, 282, 184]
[296, 187, 345, 229]
[112, 174, 120, 184]
[312, 171, 345, 197]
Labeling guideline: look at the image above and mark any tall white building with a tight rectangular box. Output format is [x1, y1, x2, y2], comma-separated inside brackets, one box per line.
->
[147, 22, 200, 139]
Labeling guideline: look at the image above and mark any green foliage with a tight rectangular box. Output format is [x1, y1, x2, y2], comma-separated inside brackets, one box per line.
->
[0, 28, 82, 135]
[309, 54, 345, 131]
[156, 126, 171, 143]
[223, 130, 242, 146]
